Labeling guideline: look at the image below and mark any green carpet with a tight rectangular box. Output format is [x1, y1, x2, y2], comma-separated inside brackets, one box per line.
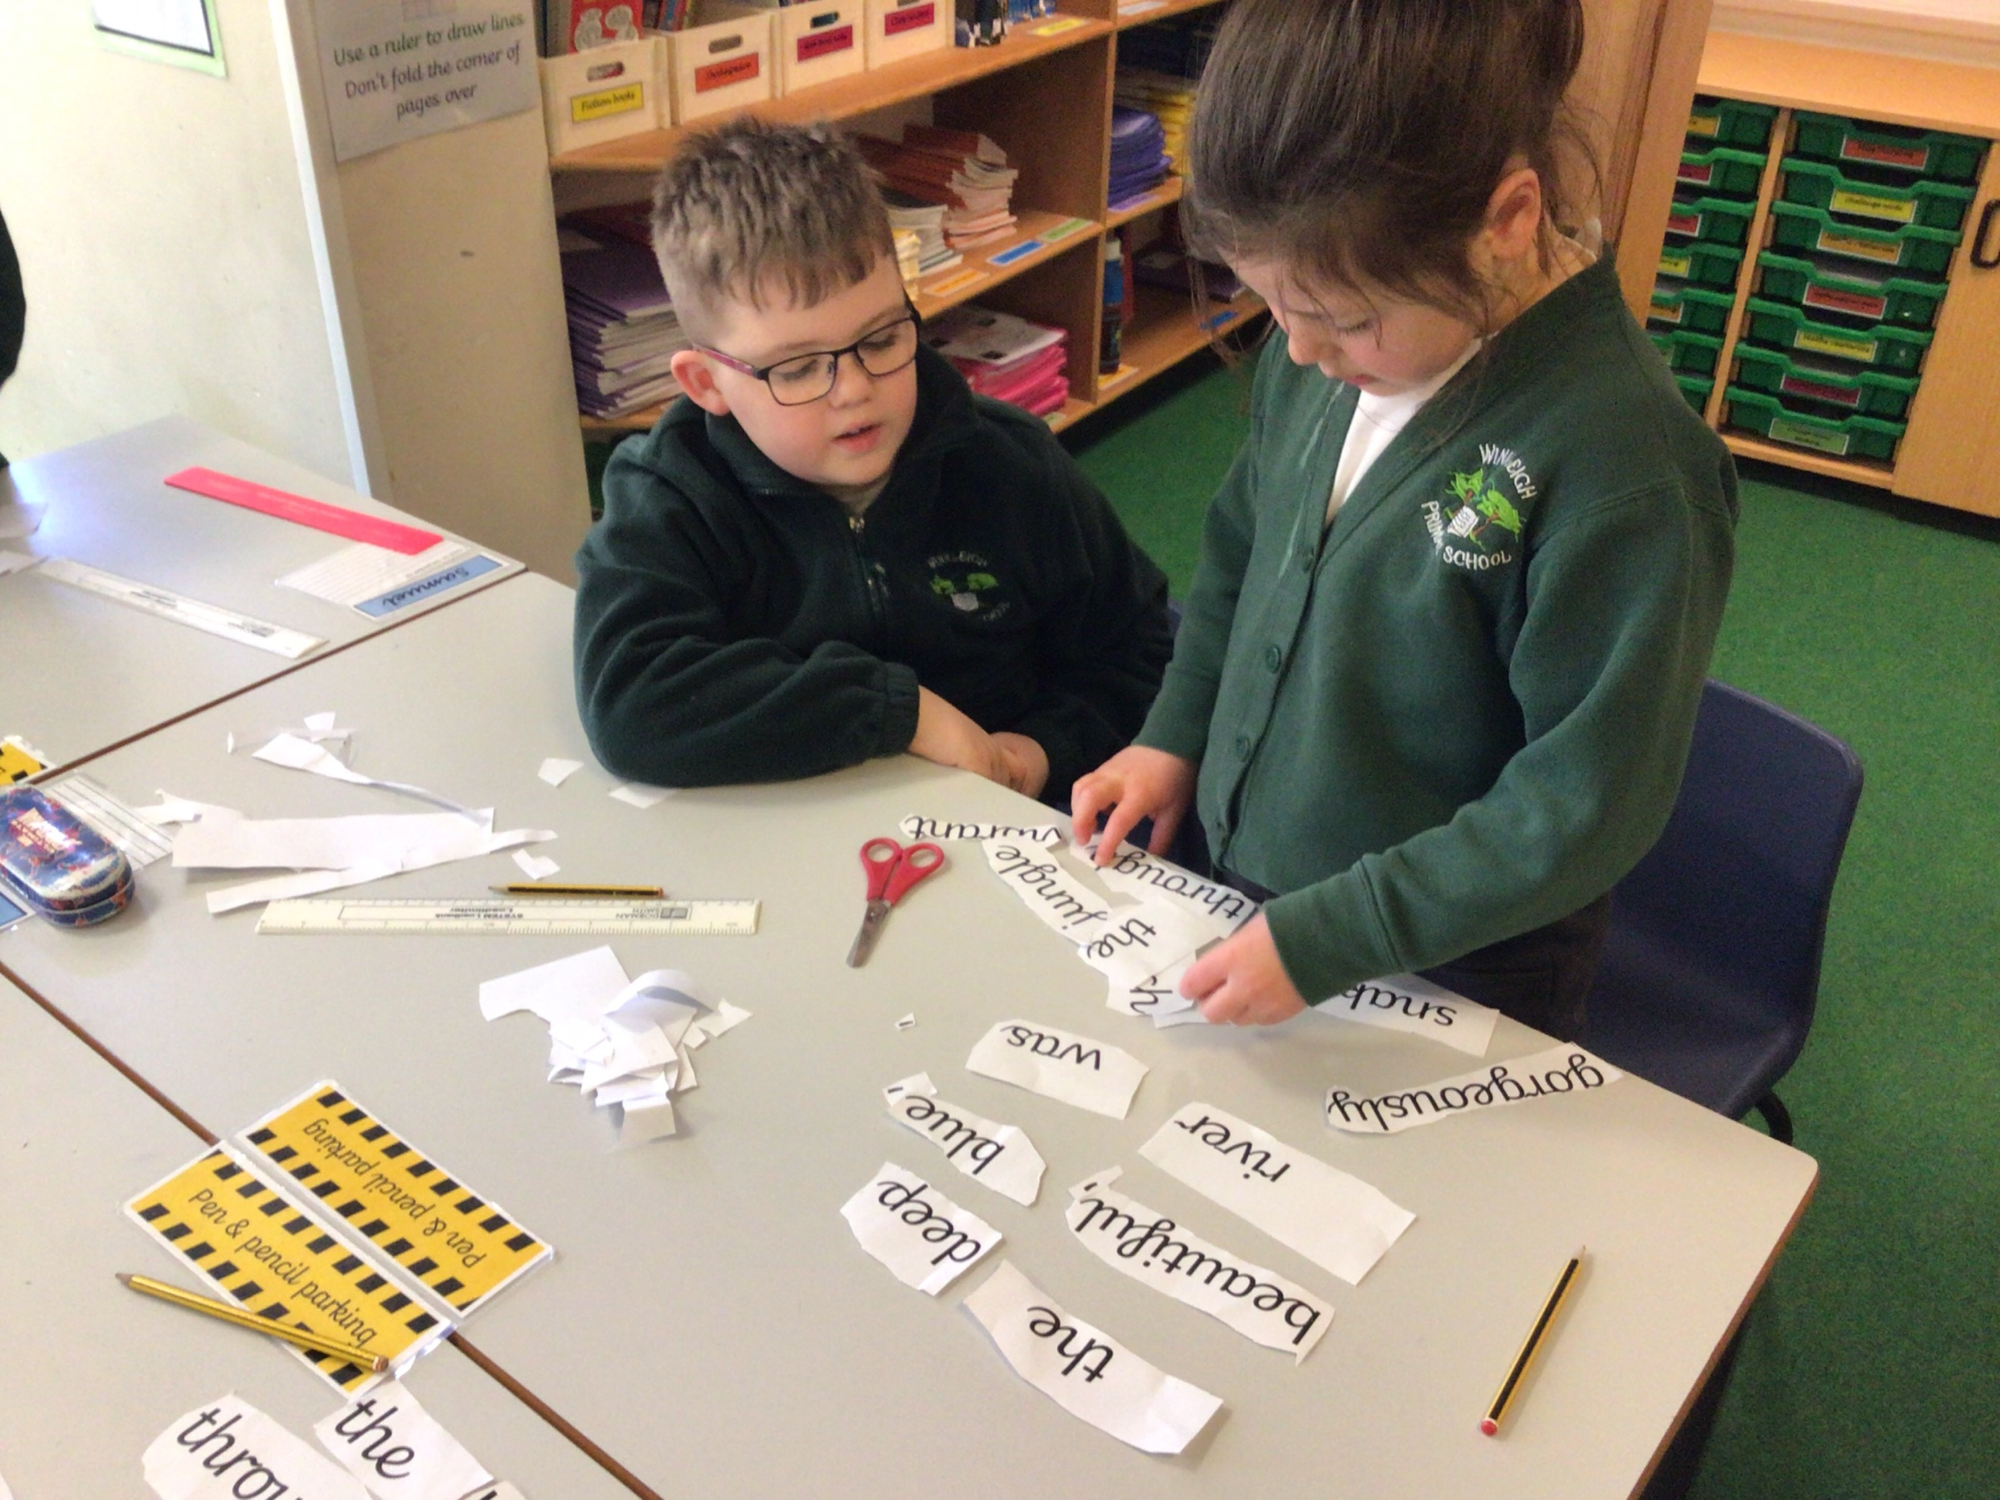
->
[1064, 358, 2000, 1500]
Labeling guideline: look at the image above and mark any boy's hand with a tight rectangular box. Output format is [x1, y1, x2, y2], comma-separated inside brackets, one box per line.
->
[911, 687, 1010, 786]
[1070, 746, 1197, 865]
[1181, 915, 1308, 1025]
[991, 732, 1049, 799]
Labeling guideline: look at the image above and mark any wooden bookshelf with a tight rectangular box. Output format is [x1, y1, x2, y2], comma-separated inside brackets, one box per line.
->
[1719, 433, 1896, 491]
[1106, 174, 1183, 228]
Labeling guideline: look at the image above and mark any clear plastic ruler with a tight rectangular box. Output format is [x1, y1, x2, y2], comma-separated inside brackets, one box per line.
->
[37, 556, 324, 659]
[256, 896, 761, 935]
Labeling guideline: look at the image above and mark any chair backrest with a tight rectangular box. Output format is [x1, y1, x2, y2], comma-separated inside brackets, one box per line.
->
[1608, 678, 1864, 1056]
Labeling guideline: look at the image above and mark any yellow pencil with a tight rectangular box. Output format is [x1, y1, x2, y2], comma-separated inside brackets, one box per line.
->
[118, 1272, 389, 1374]
[1480, 1248, 1585, 1435]
[490, 883, 665, 898]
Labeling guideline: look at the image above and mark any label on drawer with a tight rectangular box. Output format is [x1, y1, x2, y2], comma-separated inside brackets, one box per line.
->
[797, 22, 854, 61]
[1795, 327, 1878, 362]
[1768, 417, 1850, 456]
[1804, 283, 1889, 321]
[1842, 137, 1929, 173]
[1829, 188, 1916, 225]
[1780, 373, 1861, 408]
[884, 0, 936, 34]
[1658, 249, 1693, 278]
[1649, 298, 1683, 325]
[695, 51, 760, 92]
[1687, 112, 1720, 138]
[571, 83, 643, 123]
[1816, 226, 1901, 265]
[1666, 208, 1701, 237]
[1678, 160, 1714, 186]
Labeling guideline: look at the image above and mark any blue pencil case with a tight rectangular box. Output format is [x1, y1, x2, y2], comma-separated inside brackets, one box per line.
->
[0, 786, 133, 927]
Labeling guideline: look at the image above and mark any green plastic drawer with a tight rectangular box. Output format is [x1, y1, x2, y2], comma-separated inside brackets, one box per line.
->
[1676, 372, 1715, 414]
[1648, 276, 1737, 335]
[1658, 238, 1744, 289]
[1732, 342, 1921, 420]
[1780, 157, 1976, 234]
[1649, 326, 1725, 377]
[1790, 111, 1989, 185]
[1688, 94, 1778, 151]
[1677, 143, 1766, 197]
[1665, 191, 1756, 248]
[1768, 202, 1960, 275]
[1724, 385, 1905, 462]
[1743, 297, 1933, 374]
[1755, 250, 1946, 329]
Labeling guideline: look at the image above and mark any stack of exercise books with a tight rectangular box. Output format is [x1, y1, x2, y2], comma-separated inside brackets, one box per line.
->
[893, 229, 924, 297]
[923, 304, 1070, 419]
[859, 126, 1020, 251]
[1114, 13, 1221, 172]
[561, 231, 688, 421]
[885, 192, 962, 279]
[1108, 105, 1170, 211]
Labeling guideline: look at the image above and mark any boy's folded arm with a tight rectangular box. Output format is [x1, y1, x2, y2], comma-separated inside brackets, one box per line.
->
[1263, 482, 1735, 1004]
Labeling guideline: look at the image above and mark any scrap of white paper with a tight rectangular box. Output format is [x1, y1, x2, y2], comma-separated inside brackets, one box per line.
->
[1316, 973, 1499, 1056]
[901, 815, 1063, 845]
[253, 733, 476, 815]
[278, 540, 472, 609]
[1066, 1173, 1333, 1362]
[1155, 1005, 1210, 1029]
[145, 1394, 370, 1500]
[982, 839, 1111, 940]
[538, 758, 583, 787]
[512, 848, 561, 880]
[1090, 843, 1260, 935]
[460, 1487, 525, 1500]
[896, 1014, 917, 1031]
[841, 1162, 1003, 1294]
[619, 1095, 678, 1147]
[176, 807, 495, 871]
[883, 1072, 935, 1104]
[481, 946, 632, 1022]
[701, 998, 753, 1037]
[1074, 902, 1212, 989]
[1140, 1102, 1414, 1285]
[43, 774, 175, 867]
[965, 1020, 1149, 1120]
[887, 1089, 1045, 1205]
[0, 549, 35, 576]
[1107, 955, 1198, 1019]
[1326, 1044, 1622, 1135]
[201, 823, 554, 915]
[314, 1380, 492, 1500]
[962, 1261, 1223, 1454]
[609, 783, 669, 809]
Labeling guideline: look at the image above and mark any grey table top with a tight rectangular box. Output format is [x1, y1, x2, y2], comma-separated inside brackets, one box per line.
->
[0, 574, 1818, 1500]
[0, 970, 639, 1500]
[0, 415, 521, 769]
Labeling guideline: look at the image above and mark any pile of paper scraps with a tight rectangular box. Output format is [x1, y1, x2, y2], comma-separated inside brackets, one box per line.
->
[479, 946, 751, 1147]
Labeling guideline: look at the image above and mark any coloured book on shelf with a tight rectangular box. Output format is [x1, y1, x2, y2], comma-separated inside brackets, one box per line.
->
[924, 304, 1070, 418]
[1108, 105, 1170, 211]
[884, 192, 963, 277]
[1133, 245, 1244, 301]
[561, 231, 689, 420]
[858, 127, 1020, 251]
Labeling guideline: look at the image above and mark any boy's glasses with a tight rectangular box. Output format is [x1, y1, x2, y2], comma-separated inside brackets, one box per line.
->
[697, 302, 922, 406]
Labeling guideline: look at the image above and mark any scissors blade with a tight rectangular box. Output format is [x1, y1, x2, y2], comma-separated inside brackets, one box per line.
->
[846, 899, 892, 967]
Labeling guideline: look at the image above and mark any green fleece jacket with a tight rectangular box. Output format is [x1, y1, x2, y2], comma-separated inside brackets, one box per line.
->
[1138, 256, 1737, 1003]
[575, 345, 1170, 795]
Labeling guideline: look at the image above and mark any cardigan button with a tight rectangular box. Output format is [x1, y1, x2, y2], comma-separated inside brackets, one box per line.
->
[1264, 645, 1282, 672]
[1233, 733, 1251, 757]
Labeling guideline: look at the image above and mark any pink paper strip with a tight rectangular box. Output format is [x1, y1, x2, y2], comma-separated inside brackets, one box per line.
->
[165, 466, 442, 555]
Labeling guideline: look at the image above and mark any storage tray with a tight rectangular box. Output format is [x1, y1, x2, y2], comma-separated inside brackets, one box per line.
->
[1755, 250, 1947, 329]
[1724, 385, 1905, 462]
[1732, 342, 1921, 420]
[1676, 143, 1767, 197]
[1767, 202, 1960, 275]
[1657, 238, 1744, 290]
[1688, 94, 1778, 151]
[1647, 277, 1736, 335]
[1780, 157, 1976, 235]
[1665, 191, 1756, 248]
[1676, 372, 1715, 414]
[1790, 111, 1989, 185]
[1649, 327, 1725, 377]
[1742, 296, 1933, 374]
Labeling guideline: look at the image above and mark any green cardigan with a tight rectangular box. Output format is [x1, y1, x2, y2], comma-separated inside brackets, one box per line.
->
[1138, 256, 1737, 1003]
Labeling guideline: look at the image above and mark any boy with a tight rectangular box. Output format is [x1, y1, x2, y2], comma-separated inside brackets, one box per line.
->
[574, 119, 1171, 801]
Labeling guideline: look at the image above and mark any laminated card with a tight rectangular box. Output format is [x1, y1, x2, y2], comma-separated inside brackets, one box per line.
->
[1139, 1103, 1414, 1285]
[1325, 1045, 1622, 1135]
[965, 1020, 1148, 1119]
[840, 1163, 1002, 1294]
[962, 1261, 1223, 1454]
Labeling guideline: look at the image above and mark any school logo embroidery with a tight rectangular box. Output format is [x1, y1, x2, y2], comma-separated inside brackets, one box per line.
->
[927, 550, 1010, 619]
[1421, 443, 1535, 572]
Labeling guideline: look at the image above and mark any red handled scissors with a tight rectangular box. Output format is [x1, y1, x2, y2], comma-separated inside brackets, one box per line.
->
[846, 837, 946, 967]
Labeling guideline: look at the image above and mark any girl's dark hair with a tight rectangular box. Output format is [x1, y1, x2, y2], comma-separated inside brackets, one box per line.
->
[1184, 0, 1595, 324]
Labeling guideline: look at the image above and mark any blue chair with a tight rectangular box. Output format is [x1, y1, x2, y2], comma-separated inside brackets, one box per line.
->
[1580, 679, 1863, 1145]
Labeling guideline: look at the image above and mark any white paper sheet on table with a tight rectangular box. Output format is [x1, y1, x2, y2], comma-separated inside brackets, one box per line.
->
[277, 540, 473, 608]
[252, 732, 476, 815]
[512, 847, 561, 880]
[965, 1019, 1148, 1119]
[1066, 1171, 1332, 1362]
[1140, 1102, 1414, 1285]
[176, 807, 496, 871]
[1325, 1044, 1622, 1135]
[1316, 973, 1499, 1056]
[538, 757, 582, 786]
[887, 1087, 1045, 1205]
[1088, 843, 1260, 930]
[982, 839, 1112, 940]
[1106, 955, 1198, 1020]
[146, 1394, 370, 1500]
[314, 1380, 491, 1500]
[609, 782, 669, 808]
[962, 1261, 1224, 1454]
[1074, 902, 1213, 989]
[901, 814, 1063, 845]
[841, 1162, 1002, 1294]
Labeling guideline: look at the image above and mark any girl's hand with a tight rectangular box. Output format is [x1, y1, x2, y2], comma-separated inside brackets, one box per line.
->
[1181, 915, 1308, 1025]
[991, 733, 1050, 799]
[911, 687, 1009, 787]
[1070, 747, 1197, 865]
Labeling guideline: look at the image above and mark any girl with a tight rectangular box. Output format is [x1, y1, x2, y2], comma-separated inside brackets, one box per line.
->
[1073, 0, 1736, 1039]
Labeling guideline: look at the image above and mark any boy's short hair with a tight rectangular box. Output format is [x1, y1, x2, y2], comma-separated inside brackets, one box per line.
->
[650, 117, 895, 342]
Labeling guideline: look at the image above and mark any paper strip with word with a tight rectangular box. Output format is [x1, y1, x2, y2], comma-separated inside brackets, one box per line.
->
[315, 1379, 493, 1500]
[962, 1261, 1224, 1454]
[887, 1088, 1045, 1206]
[1139, 1103, 1414, 1286]
[1073, 903, 1213, 990]
[1316, 973, 1498, 1056]
[841, 1162, 1002, 1294]
[1325, 1045, 1622, 1135]
[147, 1394, 370, 1500]
[983, 839, 1111, 941]
[1107, 955, 1199, 1020]
[1066, 1173, 1332, 1362]
[239, 1081, 552, 1315]
[901, 815, 1063, 845]
[965, 1020, 1148, 1120]
[1090, 844, 1260, 936]
[126, 1147, 452, 1391]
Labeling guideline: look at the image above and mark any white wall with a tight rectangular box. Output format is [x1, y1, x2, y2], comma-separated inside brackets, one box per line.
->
[0, 0, 354, 482]
[1714, 0, 2000, 64]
